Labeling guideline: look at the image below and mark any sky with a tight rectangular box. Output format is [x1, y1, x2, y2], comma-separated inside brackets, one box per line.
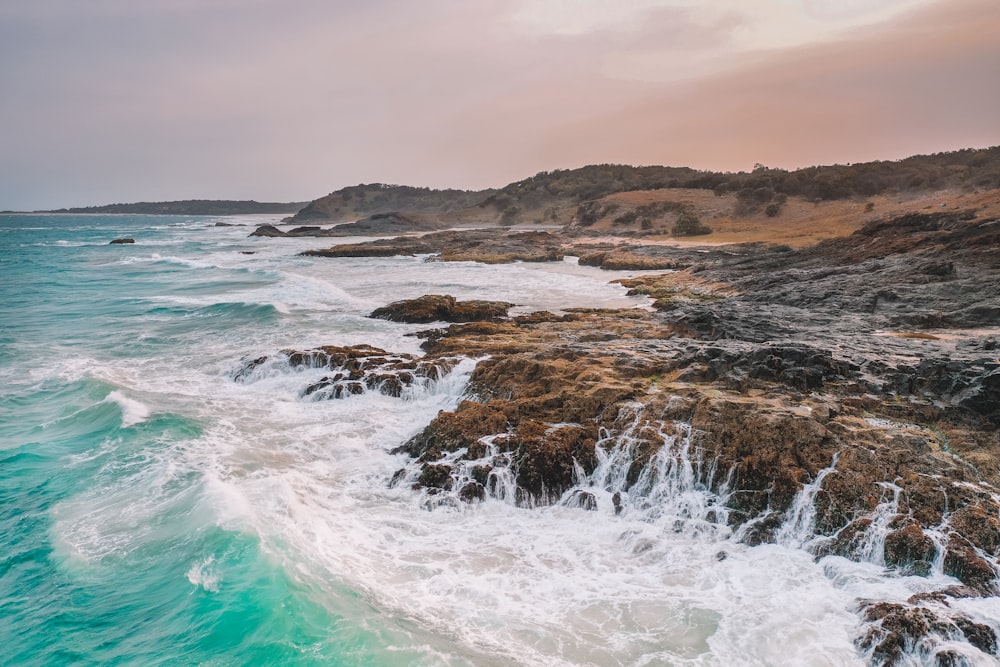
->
[1, 0, 998, 210]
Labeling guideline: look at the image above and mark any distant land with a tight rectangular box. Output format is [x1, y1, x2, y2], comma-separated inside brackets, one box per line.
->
[19, 146, 1000, 228]
[286, 146, 1000, 229]
[39, 200, 308, 216]
[252, 145, 1000, 243]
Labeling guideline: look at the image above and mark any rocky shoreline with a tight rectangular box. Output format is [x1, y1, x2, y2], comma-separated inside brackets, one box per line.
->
[246, 208, 1000, 664]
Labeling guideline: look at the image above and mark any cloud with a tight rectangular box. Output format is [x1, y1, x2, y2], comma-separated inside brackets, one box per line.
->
[442, 0, 1000, 176]
[0, 0, 996, 209]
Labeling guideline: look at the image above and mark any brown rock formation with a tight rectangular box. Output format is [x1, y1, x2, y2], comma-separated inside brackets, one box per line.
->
[369, 295, 514, 323]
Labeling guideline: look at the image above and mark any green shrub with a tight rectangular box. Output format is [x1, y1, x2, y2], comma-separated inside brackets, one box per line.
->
[673, 213, 712, 237]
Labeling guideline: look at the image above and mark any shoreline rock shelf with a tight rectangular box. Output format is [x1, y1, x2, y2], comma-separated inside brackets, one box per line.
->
[239, 209, 1000, 661]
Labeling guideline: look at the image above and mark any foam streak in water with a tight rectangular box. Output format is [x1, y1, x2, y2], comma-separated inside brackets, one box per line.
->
[104, 390, 151, 427]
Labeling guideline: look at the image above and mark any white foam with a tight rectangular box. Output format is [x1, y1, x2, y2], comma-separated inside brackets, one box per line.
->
[186, 557, 221, 593]
[105, 390, 151, 427]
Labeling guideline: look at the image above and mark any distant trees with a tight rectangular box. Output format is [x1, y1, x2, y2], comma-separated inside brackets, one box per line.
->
[500, 206, 520, 226]
[673, 213, 712, 237]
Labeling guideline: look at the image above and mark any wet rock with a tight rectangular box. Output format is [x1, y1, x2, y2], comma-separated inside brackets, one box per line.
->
[232, 345, 457, 401]
[249, 224, 286, 237]
[956, 367, 1000, 425]
[417, 464, 453, 490]
[947, 504, 1000, 555]
[943, 537, 999, 594]
[302, 242, 434, 258]
[504, 421, 598, 504]
[370, 294, 514, 324]
[396, 401, 508, 460]
[470, 465, 493, 487]
[278, 207, 1000, 613]
[691, 400, 836, 520]
[254, 213, 441, 238]
[389, 468, 407, 488]
[858, 601, 997, 666]
[566, 490, 598, 511]
[109, 237, 135, 244]
[323, 212, 440, 235]
[459, 482, 486, 502]
[738, 512, 785, 546]
[883, 523, 937, 572]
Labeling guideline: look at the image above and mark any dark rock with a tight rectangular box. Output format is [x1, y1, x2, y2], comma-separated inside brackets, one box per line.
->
[303, 228, 565, 264]
[470, 465, 493, 487]
[943, 538, 998, 594]
[397, 401, 508, 460]
[233, 345, 457, 401]
[738, 512, 785, 546]
[370, 294, 514, 324]
[858, 601, 997, 666]
[417, 464, 453, 490]
[956, 367, 1000, 425]
[566, 490, 598, 511]
[389, 469, 407, 488]
[459, 482, 486, 502]
[507, 422, 597, 504]
[883, 523, 937, 571]
[109, 237, 135, 244]
[249, 224, 286, 237]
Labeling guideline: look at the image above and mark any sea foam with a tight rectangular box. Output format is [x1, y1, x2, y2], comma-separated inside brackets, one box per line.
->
[105, 390, 151, 427]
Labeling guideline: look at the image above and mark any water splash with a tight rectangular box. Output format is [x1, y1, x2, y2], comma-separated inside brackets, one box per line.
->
[104, 390, 151, 428]
[775, 452, 841, 550]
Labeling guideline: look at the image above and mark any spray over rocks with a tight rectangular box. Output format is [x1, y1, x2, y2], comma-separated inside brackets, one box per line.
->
[241, 209, 1000, 664]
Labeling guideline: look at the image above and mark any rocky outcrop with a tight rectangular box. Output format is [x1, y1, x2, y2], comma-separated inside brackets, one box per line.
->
[378, 212, 1000, 604]
[241, 207, 1000, 661]
[369, 295, 514, 323]
[302, 229, 565, 264]
[576, 249, 687, 271]
[249, 224, 286, 237]
[231, 344, 459, 399]
[858, 599, 996, 666]
[250, 213, 441, 239]
[326, 212, 441, 235]
[109, 237, 135, 244]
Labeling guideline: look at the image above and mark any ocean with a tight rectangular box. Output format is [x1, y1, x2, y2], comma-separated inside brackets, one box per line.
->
[1, 214, 995, 666]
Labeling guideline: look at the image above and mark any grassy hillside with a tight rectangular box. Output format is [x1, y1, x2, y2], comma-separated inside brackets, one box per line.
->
[290, 184, 492, 222]
[289, 146, 1000, 233]
[567, 187, 1000, 247]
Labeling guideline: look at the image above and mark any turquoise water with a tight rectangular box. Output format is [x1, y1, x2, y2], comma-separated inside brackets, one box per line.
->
[3, 215, 996, 666]
[0, 216, 480, 666]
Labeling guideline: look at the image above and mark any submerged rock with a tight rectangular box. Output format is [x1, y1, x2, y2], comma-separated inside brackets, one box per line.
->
[230, 344, 459, 401]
